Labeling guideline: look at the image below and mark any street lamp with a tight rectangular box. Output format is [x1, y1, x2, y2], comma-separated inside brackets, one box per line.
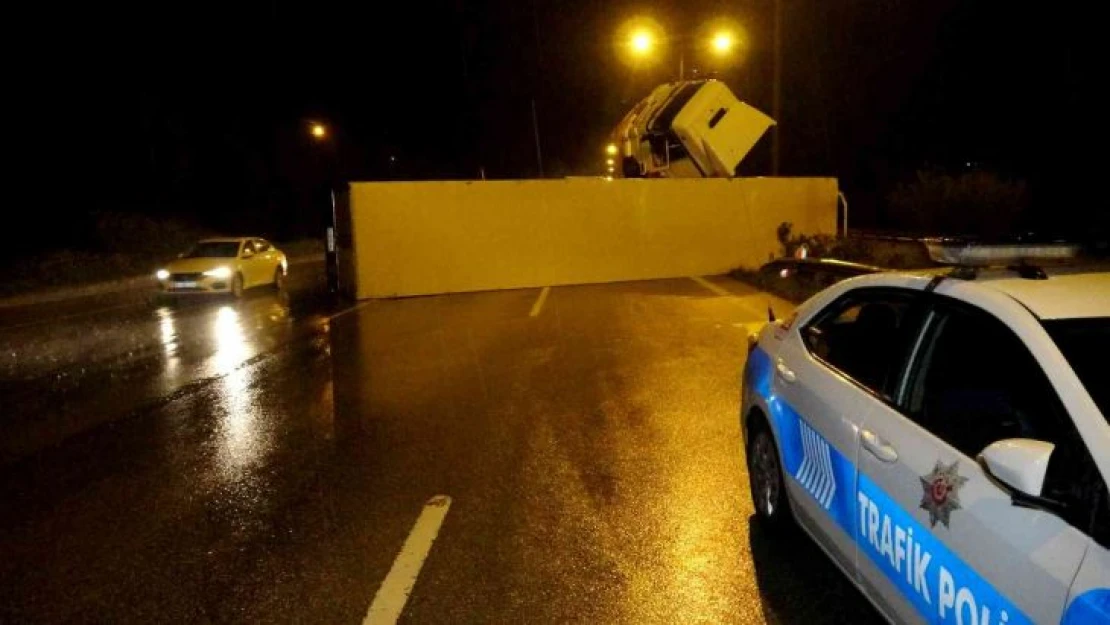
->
[616, 17, 664, 66]
[306, 119, 338, 292]
[617, 19, 746, 80]
[606, 143, 618, 156]
[630, 30, 654, 56]
[711, 31, 736, 55]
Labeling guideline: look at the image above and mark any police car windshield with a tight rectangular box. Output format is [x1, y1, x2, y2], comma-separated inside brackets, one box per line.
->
[1044, 318, 1110, 422]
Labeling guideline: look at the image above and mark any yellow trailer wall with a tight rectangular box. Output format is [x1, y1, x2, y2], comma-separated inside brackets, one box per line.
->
[347, 177, 837, 298]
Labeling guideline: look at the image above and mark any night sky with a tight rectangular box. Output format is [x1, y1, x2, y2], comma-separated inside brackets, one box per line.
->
[9, 0, 1101, 257]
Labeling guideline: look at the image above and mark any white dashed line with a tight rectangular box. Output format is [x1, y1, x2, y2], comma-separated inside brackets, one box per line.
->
[529, 286, 551, 317]
[363, 495, 453, 625]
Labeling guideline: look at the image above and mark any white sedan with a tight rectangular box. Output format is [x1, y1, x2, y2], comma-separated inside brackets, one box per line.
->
[742, 264, 1109, 624]
[157, 237, 288, 297]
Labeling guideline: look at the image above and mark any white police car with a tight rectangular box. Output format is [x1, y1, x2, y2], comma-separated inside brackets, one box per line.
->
[741, 263, 1109, 624]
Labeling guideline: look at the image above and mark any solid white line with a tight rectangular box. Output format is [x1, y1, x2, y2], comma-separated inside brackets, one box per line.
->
[529, 286, 551, 317]
[689, 275, 732, 297]
[363, 495, 453, 625]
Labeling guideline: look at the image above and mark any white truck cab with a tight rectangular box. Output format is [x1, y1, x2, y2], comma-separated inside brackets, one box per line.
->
[610, 79, 774, 178]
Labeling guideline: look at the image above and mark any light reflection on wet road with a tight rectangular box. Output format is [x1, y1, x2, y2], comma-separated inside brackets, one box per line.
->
[0, 261, 328, 464]
[0, 271, 883, 624]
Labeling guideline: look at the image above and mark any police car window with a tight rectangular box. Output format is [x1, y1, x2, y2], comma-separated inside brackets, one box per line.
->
[907, 304, 1104, 534]
[803, 289, 918, 395]
[905, 308, 1070, 457]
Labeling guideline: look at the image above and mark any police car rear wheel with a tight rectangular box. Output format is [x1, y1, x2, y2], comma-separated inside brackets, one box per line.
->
[749, 423, 789, 526]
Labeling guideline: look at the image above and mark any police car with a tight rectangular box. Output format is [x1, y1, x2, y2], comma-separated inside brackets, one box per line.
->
[741, 262, 1109, 624]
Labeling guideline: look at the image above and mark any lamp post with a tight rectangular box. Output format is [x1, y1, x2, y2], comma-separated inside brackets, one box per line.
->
[308, 120, 340, 294]
[771, 0, 782, 175]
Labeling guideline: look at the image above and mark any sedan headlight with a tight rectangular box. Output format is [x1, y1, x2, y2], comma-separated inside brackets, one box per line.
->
[156, 269, 170, 280]
[203, 267, 232, 279]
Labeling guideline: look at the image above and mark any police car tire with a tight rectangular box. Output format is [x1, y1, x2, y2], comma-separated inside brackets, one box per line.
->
[747, 418, 792, 529]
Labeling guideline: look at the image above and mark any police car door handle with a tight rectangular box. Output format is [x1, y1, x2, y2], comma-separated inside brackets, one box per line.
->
[775, 359, 797, 383]
[861, 429, 899, 463]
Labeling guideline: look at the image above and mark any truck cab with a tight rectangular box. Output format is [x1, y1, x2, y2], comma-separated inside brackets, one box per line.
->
[611, 79, 775, 178]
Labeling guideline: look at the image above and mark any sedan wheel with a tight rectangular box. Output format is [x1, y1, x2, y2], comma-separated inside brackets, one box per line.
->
[748, 422, 790, 527]
[273, 267, 285, 291]
[231, 274, 245, 298]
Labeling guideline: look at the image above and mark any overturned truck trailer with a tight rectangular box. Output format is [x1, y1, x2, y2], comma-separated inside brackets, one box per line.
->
[612, 79, 775, 179]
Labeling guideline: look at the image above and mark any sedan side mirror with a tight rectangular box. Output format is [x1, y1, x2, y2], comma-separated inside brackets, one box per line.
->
[979, 439, 1064, 513]
[240, 249, 255, 259]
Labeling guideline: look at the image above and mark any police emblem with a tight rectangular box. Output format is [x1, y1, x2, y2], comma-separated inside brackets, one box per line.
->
[919, 460, 969, 528]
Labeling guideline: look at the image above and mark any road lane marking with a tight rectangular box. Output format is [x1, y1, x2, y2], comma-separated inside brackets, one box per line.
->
[691, 276, 782, 320]
[529, 286, 551, 317]
[689, 275, 732, 297]
[327, 301, 371, 321]
[363, 495, 453, 625]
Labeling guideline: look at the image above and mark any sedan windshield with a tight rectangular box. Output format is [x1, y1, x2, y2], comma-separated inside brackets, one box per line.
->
[184, 242, 240, 258]
[1044, 318, 1110, 423]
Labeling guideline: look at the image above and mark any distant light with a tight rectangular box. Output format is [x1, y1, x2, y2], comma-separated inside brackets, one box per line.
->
[606, 158, 614, 166]
[605, 175, 613, 181]
[712, 31, 735, 54]
[606, 143, 618, 156]
[630, 30, 654, 55]
[310, 123, 327, 139]
[390, 155, 397, 162]
[607, 166, 615, 173]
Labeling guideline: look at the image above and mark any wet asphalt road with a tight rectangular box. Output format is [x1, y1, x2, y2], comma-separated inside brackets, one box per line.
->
[0, 268, 883, 624]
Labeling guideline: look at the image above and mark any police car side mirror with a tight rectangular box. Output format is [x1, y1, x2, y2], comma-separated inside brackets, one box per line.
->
[979, 439, 1065, 513]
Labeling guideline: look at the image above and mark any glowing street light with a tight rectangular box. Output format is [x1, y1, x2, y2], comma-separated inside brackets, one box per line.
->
[310, 123, 327, 140]
[630, 30, 654, 56]
[606, 143, 618, 156]
[606, 158, 615, 166]
[711, 31, 736, 55]
[617, 17, 665, 66]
